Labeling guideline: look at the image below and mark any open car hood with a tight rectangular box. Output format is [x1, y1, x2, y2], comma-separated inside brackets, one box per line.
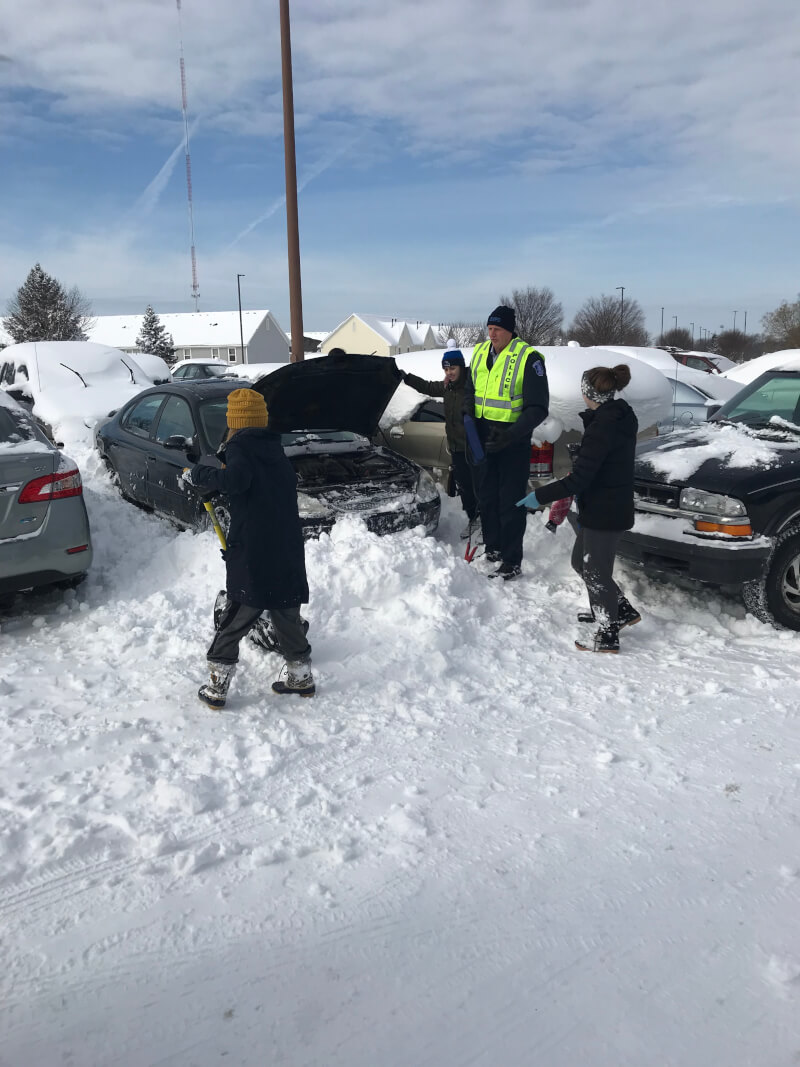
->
[252, 353, 403, 436]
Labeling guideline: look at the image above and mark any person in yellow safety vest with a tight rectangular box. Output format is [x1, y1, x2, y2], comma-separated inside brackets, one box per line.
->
[463, 305, 549, 580]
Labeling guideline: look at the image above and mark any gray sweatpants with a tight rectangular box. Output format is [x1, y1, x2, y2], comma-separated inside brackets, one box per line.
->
[208, 601, 311, 665]
[571, 527, 623, 626]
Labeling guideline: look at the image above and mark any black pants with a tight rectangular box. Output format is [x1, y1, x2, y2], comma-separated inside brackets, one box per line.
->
[571, 528, 623, 625]
[474, 442, 531, 566]
[208, 600, 311, 665]
[451, 450, 478, 521]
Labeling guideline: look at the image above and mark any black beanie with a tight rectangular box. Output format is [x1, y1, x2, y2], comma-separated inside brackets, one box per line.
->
[441, 349, 465, 367]
[487, 305, 516, 334]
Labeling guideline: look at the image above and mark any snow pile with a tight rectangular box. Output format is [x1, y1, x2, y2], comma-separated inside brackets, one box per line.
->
[1, 401, 799, 1065]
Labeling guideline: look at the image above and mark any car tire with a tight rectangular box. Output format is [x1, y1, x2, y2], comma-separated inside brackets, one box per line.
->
[742, 523, 800, 630]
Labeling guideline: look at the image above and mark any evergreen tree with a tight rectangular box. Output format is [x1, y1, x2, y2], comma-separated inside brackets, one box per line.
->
[3, 263, 92, 343]
[135, 305, 176, 363]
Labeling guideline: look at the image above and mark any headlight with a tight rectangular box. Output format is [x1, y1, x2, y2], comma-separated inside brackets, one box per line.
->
[296, 491, 332, 519]
[415, 469, 439, 504]
[679, 488, 747, 518]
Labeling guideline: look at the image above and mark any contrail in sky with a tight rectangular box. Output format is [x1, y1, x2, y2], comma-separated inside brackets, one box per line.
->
[226, 137, 358, 250]
[129, 121, 199, 221]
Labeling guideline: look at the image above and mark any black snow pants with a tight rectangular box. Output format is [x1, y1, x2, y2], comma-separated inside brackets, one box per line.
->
[208, 601, 311, 665]
[474, 441, 531, 566]
[571, 527, 623, 625]
[451, 450, 478, 521]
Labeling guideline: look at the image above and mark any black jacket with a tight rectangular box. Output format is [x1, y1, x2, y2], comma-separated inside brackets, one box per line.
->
[535, 399, 638, 530]
[191, 428, 309, 609]
[463, 340, 549, 450]
[403, 371, 467, 452]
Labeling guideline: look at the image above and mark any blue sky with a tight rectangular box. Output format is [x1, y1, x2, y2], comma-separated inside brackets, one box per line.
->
[1, 0, 798, 340]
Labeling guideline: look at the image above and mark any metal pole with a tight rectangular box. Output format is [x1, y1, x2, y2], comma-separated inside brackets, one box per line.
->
[690, 322, 694, 344]
[279, 0, 304, 362]
[673, 315, 678, 332]
[743, 310, 747, 334]
[732, 310, 737, 332]
[616, 286, 625, 339]
[237, 274, 246, 363]
[661, 307, 664, 340]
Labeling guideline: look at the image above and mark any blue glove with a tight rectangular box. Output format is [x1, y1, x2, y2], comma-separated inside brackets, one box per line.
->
[516, 491, 539, 509]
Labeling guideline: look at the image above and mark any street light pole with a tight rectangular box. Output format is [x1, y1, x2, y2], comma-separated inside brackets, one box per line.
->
[616, 286, 625, 339]
[661, 307, 664, 340]
[673, 315, 678, 333]
[732, 310, 737, 332]
[743, 310, 747, 335]
[236, 274, 246, 363]
[690, 322, 694, 345]
[279, 0, 304, 362]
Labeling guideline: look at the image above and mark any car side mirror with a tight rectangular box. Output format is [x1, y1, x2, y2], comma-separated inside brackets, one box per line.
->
[164, 434, 197, 455]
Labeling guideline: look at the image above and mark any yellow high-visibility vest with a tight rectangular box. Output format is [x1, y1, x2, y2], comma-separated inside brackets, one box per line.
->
[470, 338, 544, 423]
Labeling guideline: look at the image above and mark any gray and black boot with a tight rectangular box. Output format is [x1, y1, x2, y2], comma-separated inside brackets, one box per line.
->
[577, 596, 641, 629]
[272, 660, 316, 698]
[575, 624, 620, 654]
[198, 661, 237, 709]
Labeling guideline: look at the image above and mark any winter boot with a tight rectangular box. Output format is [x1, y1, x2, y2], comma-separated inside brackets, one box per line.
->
[484, 549, 502, 564]
[577, 596, 641, 629]
[272, 660, 316, 698]
[575, 625, 620, 653]
[198, 661, 237, 709]
[489, 562, 522, 581]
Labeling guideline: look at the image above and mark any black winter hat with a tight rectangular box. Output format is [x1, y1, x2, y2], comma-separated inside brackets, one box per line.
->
[487, 305, 516, 334]
[442, 349, 465, 367]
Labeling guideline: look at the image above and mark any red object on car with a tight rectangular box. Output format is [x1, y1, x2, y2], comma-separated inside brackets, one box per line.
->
[18, 469, 83, 504]
[530, 442, 553, 478]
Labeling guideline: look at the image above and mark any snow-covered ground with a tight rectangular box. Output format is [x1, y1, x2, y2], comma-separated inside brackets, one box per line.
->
[1, 427, 799, 1067]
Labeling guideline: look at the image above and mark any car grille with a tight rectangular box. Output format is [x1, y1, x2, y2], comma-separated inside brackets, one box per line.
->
[634, 481, 680, 510]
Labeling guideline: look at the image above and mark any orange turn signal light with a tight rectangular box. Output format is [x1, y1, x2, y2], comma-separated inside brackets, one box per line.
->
[695, 521, 752, 537]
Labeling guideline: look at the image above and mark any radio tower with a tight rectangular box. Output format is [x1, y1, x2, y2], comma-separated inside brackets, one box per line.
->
[176, 0, 200, 309]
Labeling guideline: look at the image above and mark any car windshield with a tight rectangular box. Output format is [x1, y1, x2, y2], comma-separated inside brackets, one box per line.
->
[713, 372, 800, 431]
[204, 365, 235, 377]
[198, 397, 230, 450]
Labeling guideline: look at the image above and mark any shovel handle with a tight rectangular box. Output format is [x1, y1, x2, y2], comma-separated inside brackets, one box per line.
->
[203, 500, 227, 550]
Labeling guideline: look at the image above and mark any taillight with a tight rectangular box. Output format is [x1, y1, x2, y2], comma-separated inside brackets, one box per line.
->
[530, 442, 554, 477]
[18, 469, 83, 504]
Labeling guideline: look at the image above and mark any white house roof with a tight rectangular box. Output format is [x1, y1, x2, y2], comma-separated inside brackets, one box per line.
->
[87, 310, 286, 349]
[329, 314, 436, 347]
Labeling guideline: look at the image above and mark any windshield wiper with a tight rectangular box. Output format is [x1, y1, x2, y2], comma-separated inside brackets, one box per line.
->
[59, 362, 87, 388]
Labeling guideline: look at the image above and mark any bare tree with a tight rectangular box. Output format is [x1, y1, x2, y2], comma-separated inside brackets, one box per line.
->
[657, 327, 693, 349]
[438, 321, 486, 347]
[762, 295, 800, 351]
[497, 286, 563, 345]
[567, 294, 649, 347]
[4, 263, 93, 343]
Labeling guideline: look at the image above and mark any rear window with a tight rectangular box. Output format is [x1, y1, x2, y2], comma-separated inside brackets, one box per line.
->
[0, 406, 50, 446]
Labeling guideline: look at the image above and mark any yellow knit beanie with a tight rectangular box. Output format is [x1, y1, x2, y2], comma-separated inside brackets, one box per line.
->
[226, 389, 268, 430]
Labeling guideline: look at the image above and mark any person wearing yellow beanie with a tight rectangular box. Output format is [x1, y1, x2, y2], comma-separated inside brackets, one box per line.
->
[185, 387, 314, 706]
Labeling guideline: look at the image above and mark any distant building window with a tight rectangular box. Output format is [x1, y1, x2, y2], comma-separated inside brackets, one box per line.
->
[228, 348, 237, 362]
[183, 348, 191, 356]
[211, 348, 219, 357]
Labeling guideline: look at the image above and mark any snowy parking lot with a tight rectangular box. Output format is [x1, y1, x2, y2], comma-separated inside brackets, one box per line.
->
[1, 435, 799, 1066]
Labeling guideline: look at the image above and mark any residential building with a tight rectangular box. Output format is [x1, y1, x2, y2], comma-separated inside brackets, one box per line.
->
[87, 310, 289, 364]
[320, 314, 438, 357]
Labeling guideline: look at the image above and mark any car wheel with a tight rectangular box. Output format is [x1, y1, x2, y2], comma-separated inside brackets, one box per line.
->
[743, 523, 800, 630]
[103, 457, 122, 492]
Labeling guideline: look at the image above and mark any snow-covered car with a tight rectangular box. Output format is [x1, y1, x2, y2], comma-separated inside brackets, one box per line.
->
[95, 353, 440, 538]
[128, 351, 172, 384]
[171, 358, 241, 381]
[0, 341, 161, 445]
[0, 391, 92, 606]
[722, 349, 800, 388]
[617, 366, 800, 629]
[380, 346, 673, 489]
